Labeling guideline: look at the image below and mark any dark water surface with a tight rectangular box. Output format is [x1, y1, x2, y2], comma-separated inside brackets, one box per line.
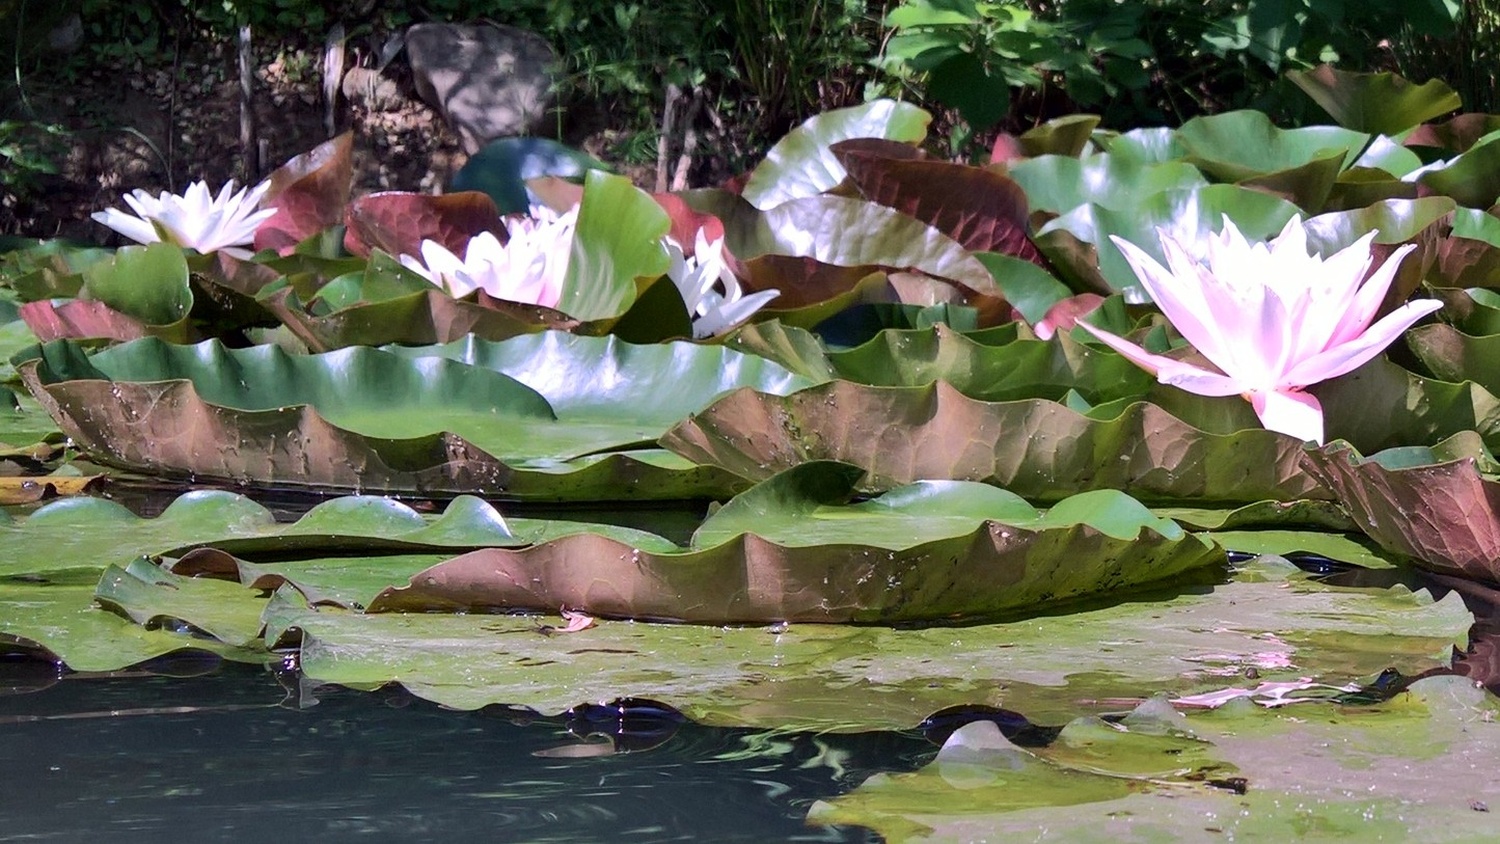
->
[0, 657, 938, 843]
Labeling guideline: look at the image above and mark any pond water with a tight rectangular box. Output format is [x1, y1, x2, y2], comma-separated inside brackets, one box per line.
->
[0, 657, 921, 842]
[7, 482, 1500, 841]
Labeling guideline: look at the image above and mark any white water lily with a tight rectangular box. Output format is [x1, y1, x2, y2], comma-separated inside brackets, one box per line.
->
[91, 179, 276, 259]
[1077, 215, 1443, 444]
[399, 205, 576, 308]
[664, 230, 780, 338]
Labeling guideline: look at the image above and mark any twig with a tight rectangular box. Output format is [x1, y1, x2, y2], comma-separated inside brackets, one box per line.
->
[656, 82, 683, 194]
[322, 23, 345, 139]
[671, 86, 706, 191]
[238, 24, 258, 180]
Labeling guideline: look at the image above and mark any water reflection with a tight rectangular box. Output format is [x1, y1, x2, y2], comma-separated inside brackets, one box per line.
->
[0, 658, 931, 842]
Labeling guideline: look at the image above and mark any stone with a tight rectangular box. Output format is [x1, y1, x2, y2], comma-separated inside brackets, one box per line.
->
[341, 66, 405, 113]
[405, 22, 558, 154]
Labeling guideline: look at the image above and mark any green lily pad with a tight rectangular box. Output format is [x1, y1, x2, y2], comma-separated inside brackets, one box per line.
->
[80, 242, 193, 340]
[382, 331, 811, 426]
[0, 492, 277, 578]
[556, 171, 671, 322]
[0, 392, 61, 447]
[16, 335, 804, 497]
[249, 556, 1467, 729]
[0, 571, 263, 672]
[1178, 112, 1349, 179]
[95, 558, 269, 648]
[1006, 153, 1208, 216]
[449, 136, 609, 214]
[1288, 66, 1464, 136]
[825, 324, 1156, 403]
[811, 676, 1500, 841]
[1415, 130, 1500, 209]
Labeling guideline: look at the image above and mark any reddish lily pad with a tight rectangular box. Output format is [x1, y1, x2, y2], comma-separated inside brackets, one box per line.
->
[342, 190, 508, 259]
[254, 132, 354, 255]
[1302, 435, 1500, 581]
[741, 99, 931, 209]
[19, 299, 152, 343]
[662, 380, 1326, 504]
[833, 143, 1046, 266]
[366, 462, 1222, 623]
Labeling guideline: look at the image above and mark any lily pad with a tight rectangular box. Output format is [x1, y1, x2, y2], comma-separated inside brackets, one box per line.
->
[254, 132, 354, 255]
[1287, 66, 1463, 136]
[15, 335, 803, 498]
[662, 380, 1327, 504]
[1302, 438, 1500, 581]
[833, 145, 1045, 265]
[0, 572, 263, 671]
[365, 461, 1221, 623]
[741, 100, 931, 210]
[250, 556, 1467, 729]
[1005, 153, 1207, 216]
[811, 676, 1500, 841]
[825, 325, 1155, 403]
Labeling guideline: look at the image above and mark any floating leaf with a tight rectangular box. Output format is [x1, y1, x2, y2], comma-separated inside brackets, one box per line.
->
[19, 298, 152, 343]
[734, 195, 997, 294]
[253, 557, 1467, 728]
[254, 132, 354, 254]
[79, 242, 193, 338]
[741, 100, 931, 210]
[259, 285, 572, 352]
[365, 461, 1219, 623]
[1006, 154, 1207, 216]
[343, 191, 507, 259]
[449, 136, 609, 214]
[556, 171, 670, 321]
[662, 381, 1326, 504]
[1016, 114, 1101, 158]
[15, 335, 800, 497]
[1287, 66, 1462, 136]
[1416, 133, 1500, 208]
[835, 143, 1045, 264]
[1303, 436, 1500, 581]
[810, 676, 1500, 840]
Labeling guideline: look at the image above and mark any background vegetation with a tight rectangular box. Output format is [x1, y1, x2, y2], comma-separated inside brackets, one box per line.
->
[1, 0, 1495, 233]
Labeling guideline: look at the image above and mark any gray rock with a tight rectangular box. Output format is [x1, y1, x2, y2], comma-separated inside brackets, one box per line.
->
[405, 22, 558, 153]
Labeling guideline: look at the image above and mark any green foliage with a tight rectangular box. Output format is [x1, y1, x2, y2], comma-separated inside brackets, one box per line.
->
[879, 0, 1466, 131]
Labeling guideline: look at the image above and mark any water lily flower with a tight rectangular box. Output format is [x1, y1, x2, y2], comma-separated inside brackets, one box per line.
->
[1075, 216, 1442, 444]
[399, 205, 576, 308]
[664, 230, 780, 339]
[91, 179, 276, 259]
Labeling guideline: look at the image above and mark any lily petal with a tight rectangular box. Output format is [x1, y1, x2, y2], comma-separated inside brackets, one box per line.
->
[1283, 298, 1443, 385]
[1250, 389, 1324, 443]
[1074, 321, 1245, 396]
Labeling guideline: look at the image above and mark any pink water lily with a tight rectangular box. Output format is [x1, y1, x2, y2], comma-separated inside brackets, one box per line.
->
[1076, 216, 1443, 444]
